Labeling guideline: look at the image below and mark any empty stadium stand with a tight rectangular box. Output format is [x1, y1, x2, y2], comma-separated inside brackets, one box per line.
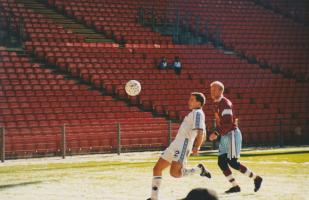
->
[47, 0, 173, 44]
[0, 0, 308, 159]
[0, 46, 178, 158]
[254, 0, 309, 25]
[138, 0, 309, 81]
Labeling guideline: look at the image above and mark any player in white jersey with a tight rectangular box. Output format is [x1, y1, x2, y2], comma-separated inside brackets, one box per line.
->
[147, 92, 211, 200]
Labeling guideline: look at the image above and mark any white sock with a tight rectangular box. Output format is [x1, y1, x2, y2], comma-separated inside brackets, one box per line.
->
[244, 169, 257, 179]
[226, 174, 238, 187]
[151, 176, 162, 200]
[181, 166, 202, 177]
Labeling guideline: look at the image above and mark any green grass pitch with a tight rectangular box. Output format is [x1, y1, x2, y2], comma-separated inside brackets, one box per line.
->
[0, 147, 308, 200]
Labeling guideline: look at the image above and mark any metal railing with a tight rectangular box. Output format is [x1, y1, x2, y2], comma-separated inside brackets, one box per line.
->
[1, 127, 5, 162]
[1, 117, 307, 162]
[0, 120, 175, 162]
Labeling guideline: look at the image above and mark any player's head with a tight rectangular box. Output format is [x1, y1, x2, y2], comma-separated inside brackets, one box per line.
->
[181, 188, 218, 200]
[189, 92, 206, 109]
[210, 81, 224, 101]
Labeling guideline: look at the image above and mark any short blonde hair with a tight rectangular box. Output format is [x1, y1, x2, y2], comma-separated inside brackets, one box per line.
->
[210, 81, 224, 92]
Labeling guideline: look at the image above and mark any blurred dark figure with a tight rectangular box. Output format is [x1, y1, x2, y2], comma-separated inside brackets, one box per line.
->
[158, 57, 168, 69]
[181, 188, 218, 200]
[173, 56, 182, 74]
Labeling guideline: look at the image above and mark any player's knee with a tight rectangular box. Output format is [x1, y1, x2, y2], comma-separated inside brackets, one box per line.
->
[169, 169, 181, 178]
[170, 163, 182, 178]
[228, 159, 240, 170]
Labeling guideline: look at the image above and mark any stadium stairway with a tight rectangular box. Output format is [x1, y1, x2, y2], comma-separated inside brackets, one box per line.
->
[15, 0, 114, 43]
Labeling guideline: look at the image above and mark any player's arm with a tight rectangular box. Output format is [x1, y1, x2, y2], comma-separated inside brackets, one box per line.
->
[210, 107, 234, 141]
[192, 130, 205, 155]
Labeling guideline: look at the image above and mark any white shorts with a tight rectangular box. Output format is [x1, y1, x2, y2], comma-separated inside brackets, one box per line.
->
[160, 138, 193, 166]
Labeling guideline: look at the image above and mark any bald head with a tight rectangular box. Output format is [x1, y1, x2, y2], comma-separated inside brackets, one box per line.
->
[210, 81, 224, 92]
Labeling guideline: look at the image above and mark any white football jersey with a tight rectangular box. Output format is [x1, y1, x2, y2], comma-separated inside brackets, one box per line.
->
[175, 108, 206, 142]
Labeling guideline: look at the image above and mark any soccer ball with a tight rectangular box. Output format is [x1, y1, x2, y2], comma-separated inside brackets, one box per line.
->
[125, 80, 141, 96]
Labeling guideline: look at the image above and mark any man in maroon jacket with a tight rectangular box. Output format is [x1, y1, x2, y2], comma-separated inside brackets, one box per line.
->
[209, 81, 263, 193]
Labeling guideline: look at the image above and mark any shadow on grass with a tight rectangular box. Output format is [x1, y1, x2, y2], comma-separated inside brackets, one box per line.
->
[199, 150, 309, 157]
[0, 181, 42, 190]
[219, 192, 255, 199]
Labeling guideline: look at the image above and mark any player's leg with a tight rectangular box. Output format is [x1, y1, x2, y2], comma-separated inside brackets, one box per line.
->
[218, 154, 240, 193]
[227, 157, 262, 191]
[169, 139, 211, 178]
[182, 163, 211, 178]
[153, 158, 170, 176]
[218, 134, 240, 193]
[170, 160, 211, 178]
[149, 144, 175, 200]
[149, 158, 170, 200]
[169, 140, 194, 178]
[227, 157, 257, 179]
[170, 161, 183, 178]
[227, 128, 263, 192]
